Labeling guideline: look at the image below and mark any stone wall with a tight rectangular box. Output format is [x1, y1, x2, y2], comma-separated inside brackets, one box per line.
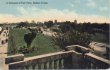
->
[5, 54, 24, 64]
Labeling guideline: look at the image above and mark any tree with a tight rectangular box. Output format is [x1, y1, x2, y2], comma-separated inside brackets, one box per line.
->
[19, 28, 37, 53]
[17, 21, 29, 27]
[44, 20, 54, 28]
[24, 32, 36, 48]
[53, 30, 91, 49]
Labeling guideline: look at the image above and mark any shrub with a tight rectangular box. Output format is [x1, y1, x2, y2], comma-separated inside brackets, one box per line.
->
[53, 30, 91, 49]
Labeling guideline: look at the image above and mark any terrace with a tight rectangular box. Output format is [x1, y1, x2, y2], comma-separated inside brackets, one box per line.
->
[6, 45, 110, 69]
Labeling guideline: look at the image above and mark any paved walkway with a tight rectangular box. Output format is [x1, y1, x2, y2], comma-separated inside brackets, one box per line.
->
[0, 29, 9, 70]
[0, 46, 8, 70]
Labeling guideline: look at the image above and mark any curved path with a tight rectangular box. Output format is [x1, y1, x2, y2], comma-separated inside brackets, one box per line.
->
[0, 29, 9, 70]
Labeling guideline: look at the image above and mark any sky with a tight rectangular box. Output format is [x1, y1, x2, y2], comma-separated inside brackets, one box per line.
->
[0, 0, 110, 23]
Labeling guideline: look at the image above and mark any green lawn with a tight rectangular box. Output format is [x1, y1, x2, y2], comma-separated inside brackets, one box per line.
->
[8, 28, 108, 57]
[8, 28, 62, 57]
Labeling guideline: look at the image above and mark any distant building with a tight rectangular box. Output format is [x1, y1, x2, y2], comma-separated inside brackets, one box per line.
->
[74, 20, 77, 23]
[54, 20, 57, 23]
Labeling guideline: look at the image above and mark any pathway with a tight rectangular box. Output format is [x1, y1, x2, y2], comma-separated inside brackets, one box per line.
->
[0, 29, 9, 70]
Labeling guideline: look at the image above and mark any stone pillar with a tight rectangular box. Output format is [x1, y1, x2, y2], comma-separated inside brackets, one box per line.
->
[44, 62, 47, 69]
[59, 59, 63, 69]
[49, 61, 52, 69]
[63, 56, 72, 69]
[54, 60, 57, 69]
[38, 64, 41, 69]
[9, 62, 24, 69]
[25, 65, 29, 69]
[32, 64, 36, 69]
[71, 52, 82, 69]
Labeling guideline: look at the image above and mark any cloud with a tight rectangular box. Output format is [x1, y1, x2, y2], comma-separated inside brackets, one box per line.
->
[17, 7, 78, 18]
[86, 0, 96, 8]
[0, 7, 109, 23]
[99, 7, 108, 12]
[0, 14, 17, 23]
[0, 14, 15, 18]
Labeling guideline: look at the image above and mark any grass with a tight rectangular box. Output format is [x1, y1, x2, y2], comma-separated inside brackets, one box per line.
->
[8, 28, 30, 49]
[8, 28, 108, 57]
[25, 33, 62, 57]
[8, 28, 62, 57]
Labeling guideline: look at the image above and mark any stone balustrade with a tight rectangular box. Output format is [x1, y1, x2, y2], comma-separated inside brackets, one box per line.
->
[7, 45, 110, 69]
[85, 53, 110, 69]
[8, 51, 73, 69]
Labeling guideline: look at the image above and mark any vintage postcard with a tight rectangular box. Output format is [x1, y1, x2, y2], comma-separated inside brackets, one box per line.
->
[0, 0, 110, 70]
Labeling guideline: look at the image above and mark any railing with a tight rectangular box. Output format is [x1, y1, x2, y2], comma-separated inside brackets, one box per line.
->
[84, 53, 110, 69]
[66, 45, 110, 69]
[71, 51, 110, 69]
[7, 45, 110, 69]
[8, 51, 73, 69]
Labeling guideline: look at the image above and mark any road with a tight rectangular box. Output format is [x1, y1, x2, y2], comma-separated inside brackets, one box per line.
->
[0, 29, 9, 70]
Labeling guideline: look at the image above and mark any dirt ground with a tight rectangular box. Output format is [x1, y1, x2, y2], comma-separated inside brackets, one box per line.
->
[0, 44, 8, 70]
